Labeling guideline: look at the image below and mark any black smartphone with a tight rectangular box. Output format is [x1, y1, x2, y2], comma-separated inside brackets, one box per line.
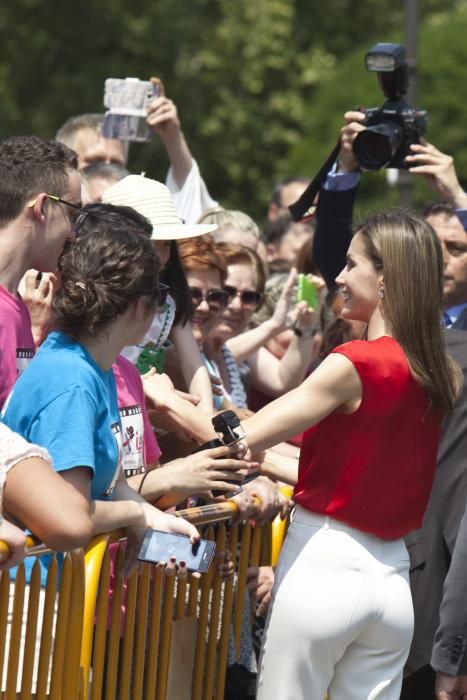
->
[138, 529, 216, 573]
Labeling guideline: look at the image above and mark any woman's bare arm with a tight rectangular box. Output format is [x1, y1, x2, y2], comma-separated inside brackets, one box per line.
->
[241, 353, 361, 455]
[170, 323, 214, 412]
[3, 458, 93, 551]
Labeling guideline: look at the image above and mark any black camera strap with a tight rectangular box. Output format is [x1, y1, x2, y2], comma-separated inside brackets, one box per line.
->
[288, 141, 341, 222]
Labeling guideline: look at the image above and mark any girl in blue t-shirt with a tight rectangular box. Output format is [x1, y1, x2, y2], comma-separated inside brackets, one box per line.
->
[2, 205, 199, 574]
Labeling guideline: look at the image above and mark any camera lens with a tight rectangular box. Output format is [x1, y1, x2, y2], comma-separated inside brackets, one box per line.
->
[353, 122, 403, 171]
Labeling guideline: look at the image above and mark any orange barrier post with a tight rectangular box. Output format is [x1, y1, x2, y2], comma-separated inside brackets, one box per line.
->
[204, 524, 227, 699]
[215, 522, 239, 700]
[155, 564, 176, 700]
[90, 547, 111, 700]
[232, 523, 252, 659]
[144, 563, 164, 700]
[119, 566, 138, 700]
[18, 560, 41, 696]
[132, 562, 151, 700]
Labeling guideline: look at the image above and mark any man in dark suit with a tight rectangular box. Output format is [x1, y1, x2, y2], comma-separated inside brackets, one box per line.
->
[424, 201, 467, 331]
[308, 114, 467, 700]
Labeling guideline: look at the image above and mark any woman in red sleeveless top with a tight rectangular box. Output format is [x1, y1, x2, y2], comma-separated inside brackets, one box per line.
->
[241, 211, 462, 700]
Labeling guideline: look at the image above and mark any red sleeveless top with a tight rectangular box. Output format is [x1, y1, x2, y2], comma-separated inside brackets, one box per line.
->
[294, 336, 442, 539]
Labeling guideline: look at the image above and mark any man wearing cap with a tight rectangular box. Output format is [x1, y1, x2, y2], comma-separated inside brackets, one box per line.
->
[0, 135, 80, 408]
[102, 174, 218, 412]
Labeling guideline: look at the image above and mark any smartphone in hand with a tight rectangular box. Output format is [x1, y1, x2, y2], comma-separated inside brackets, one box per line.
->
[296, 273, 317, 309]
[138, 529, 216, 573]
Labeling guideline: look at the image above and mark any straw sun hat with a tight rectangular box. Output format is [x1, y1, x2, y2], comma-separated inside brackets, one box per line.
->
[101, 174, 217, 240]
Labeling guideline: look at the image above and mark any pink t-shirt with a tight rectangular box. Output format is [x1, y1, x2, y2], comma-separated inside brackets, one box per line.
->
[0, 285, 35, 409]
[113, 355, 160, 476]
[107, 357, 162, 634]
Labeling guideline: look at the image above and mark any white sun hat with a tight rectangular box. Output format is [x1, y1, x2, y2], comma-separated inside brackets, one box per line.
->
[101, 174, 218, 240]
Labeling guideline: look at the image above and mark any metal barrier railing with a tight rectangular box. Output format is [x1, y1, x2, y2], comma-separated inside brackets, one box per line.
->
[0, 494, 292, 699]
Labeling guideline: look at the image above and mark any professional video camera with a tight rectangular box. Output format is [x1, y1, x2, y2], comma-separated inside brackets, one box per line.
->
[352, 43, 427, 171]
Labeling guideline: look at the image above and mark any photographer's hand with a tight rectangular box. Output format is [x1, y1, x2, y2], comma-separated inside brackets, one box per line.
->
[339, 111, 367, 173]
[407, 142, 467, 209]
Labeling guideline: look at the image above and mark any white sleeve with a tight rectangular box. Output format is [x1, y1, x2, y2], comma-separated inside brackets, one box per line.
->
[165, 159, 219, 224]
[0, 423, 52, 513]
[0, 422, 51, 474]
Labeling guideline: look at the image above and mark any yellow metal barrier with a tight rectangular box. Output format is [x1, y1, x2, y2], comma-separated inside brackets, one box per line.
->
[271, 485, 294, 566]
[0, 497, 290, 699]
[0, 542, 86, 699]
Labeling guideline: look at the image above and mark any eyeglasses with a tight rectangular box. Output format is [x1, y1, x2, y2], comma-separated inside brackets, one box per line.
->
[223, 285, 262, 309]
[142, 282, 170, 308]
[156, 283, 170, 308]
[189, 287, 229, 311]
[28, 194, 88, 228]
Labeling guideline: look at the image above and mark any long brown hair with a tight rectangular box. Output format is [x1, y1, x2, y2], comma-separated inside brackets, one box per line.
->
[357, 210, 462, 413]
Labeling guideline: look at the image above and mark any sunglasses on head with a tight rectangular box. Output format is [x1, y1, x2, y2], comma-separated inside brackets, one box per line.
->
[189, 287, 229, 311]
[223, 285, 262, 309]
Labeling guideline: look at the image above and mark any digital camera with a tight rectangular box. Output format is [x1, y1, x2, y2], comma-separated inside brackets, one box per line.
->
[352, 43, 427, 171]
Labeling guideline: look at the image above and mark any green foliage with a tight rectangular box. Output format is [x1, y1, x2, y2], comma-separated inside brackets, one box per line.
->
[0, 0, 466, 221]
[287, 4, 467, 216]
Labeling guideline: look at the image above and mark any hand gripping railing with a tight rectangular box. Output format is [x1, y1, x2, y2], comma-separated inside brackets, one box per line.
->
[0, 495, 292, 699]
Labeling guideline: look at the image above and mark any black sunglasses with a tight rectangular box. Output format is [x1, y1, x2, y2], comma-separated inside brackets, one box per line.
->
[156, 283, 170, 307]
[189, 286, 229, 311]
[143, 282, 169, 308]
[141, 282, 170, 309]
[223, 285, 262, 309]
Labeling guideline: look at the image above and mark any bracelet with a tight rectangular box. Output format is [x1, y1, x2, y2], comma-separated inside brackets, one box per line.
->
[293, 325, 318, 339]
[137, 469, 152, 495]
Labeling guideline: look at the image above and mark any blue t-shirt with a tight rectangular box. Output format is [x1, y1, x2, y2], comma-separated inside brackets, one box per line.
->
[1, 331, 123, 583]
[2, 331, 122, 498]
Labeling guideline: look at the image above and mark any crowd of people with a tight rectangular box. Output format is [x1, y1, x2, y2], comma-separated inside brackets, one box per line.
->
[0, 78, 467, 700]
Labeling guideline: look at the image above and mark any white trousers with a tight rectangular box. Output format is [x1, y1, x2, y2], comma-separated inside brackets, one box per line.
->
[257, 507, 414, 700]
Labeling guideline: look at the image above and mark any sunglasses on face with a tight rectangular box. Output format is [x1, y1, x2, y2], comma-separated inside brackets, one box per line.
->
[223, 285, 262, 309]
[189, 287, 229, 311]
[143, 282, 169, 308]
[156, 282, 170, 308]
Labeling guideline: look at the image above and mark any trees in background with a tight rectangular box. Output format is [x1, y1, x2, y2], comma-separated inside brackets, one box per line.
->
[0, 0, 464, 221]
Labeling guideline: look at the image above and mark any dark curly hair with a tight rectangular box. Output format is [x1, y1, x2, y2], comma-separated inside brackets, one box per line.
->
[53, 208, 160, 338]
[75, 202, 153, 239]
[0, 135, 78, 225]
